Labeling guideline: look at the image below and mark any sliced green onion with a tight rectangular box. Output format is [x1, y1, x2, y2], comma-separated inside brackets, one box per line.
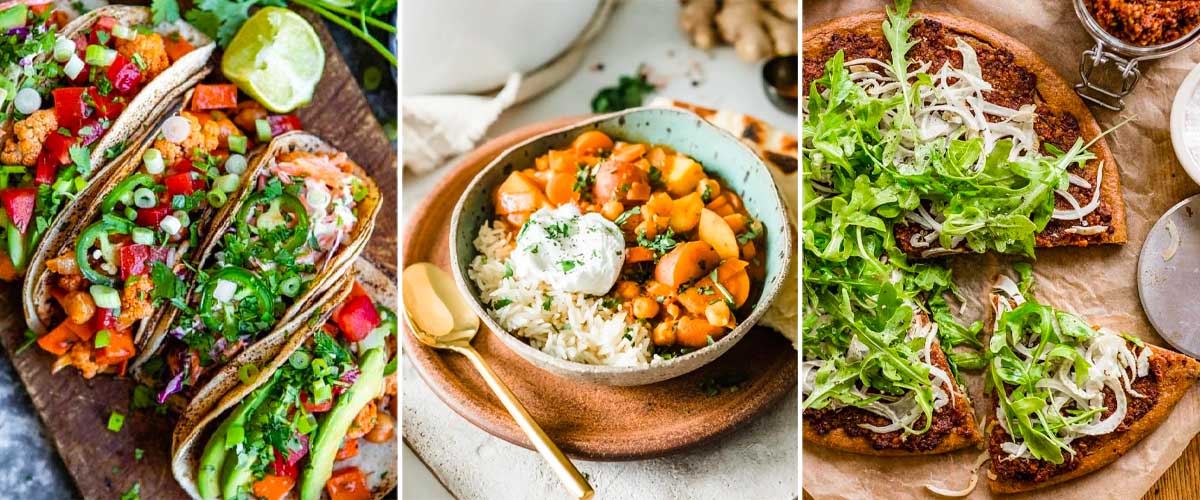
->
[206, 190, 227, 208]
[117, 188, 134, 208]
[63, 55, 85, 80]
[131, 227, 155, 245]
[255, 119, 271, 142]
[228, 135, 247, 155]
[280, 276, 301, 297]
[237, 363, 259, 384]
[216, 173, 240, 193]
[310, 358, 329, 376]
[90, 285, 121, 309]
[0, 87, 7, 109]
[107, 411, 125, 432]
[289, 351, 311, 369]
[111, 24, 134, 40]
[311, 380, 331, 403]
[132, 187, 156, 208]
[53, 37, 75, 62]
[172, 210, 190, 228]
[84, 45, 116, 66]
[94, 329, 111, 348]
[124, 207, 137, 220]
[142, 149, 164, 174]
[297, 412, 318, 435]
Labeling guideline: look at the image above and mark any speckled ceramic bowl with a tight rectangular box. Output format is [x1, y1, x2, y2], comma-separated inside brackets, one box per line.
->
[449, 107, 792, 386]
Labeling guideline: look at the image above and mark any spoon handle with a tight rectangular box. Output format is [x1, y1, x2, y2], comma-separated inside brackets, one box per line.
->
[455, 345, 595, 500]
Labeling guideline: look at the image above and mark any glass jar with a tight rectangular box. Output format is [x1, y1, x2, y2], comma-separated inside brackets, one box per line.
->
[1073, 0, 1200, 110]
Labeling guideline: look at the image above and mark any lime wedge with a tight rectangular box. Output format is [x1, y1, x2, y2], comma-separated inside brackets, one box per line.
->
[222, 7, 325, 113]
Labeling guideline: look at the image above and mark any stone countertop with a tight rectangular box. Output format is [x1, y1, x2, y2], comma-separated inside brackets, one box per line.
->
[0, 17, 396, 499]
[401, 1, 797, 499]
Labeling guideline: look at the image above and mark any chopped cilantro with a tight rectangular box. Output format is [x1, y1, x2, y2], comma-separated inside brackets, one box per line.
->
[614, 206, 640, 225]
[492, 298, 513, 309]
[559, 260, 578, 272]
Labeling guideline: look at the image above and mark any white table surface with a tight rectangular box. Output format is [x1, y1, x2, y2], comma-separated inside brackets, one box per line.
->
[401, 2, 798, 499]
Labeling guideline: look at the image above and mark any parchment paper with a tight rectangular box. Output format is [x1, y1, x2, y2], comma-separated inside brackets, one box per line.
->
[803, 1, 1200, 498]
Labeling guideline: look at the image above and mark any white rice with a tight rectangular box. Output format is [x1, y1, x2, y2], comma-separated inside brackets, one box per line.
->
[467, 222, 655, 366]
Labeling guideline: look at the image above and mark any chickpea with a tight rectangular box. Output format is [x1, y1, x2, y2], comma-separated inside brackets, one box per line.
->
[614, 281, 640, 300]
[601, 200, 624, 221]
[697, 179, 721, 201]
[633, 297, 660, 319]
[705, 301, 732, 328]
[652, 320, 677, 346]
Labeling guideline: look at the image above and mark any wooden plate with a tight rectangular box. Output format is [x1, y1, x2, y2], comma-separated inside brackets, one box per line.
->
[0, 10, 397, 499]
[402, 116, 798, 460]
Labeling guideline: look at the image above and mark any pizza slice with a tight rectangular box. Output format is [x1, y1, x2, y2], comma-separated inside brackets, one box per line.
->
[984, 273, 1200, 493]
[802, 307, 982, 455]
[803, 8, 1126, 259]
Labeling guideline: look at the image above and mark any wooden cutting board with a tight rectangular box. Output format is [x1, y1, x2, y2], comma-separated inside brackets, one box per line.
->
[401, 117, 797, 460]
[0, 9, 396, 499]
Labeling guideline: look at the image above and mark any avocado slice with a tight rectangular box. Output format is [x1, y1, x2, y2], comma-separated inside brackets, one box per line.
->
[298, 348, 387, 500]
[197, 378, 277, 499]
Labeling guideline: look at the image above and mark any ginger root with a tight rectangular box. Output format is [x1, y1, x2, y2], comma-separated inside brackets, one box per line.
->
[678, 0, 798, 62]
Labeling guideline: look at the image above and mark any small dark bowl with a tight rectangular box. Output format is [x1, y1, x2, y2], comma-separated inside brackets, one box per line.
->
[761, 55, 799, 115]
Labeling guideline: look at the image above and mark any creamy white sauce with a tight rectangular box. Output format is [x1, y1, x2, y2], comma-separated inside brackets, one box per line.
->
[510, 205, 625, 295]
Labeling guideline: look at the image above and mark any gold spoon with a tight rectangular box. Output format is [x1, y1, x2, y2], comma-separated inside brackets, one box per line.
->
[401, 262, 595, 500]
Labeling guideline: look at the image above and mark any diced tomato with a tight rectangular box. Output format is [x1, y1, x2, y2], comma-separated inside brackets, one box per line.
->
[89, 87, 125, 121]
[95, 329, 134, 365]
[37, 322, 78, 356]
[164, 172, 195, 195]
[106, 55, 141, 94]
[326, 467, 371, 500]
[271, 450, 297, 478]
[333, 296, 380, 342]
[163, 33, 195, 63]
[118, 244, 169, 280]
[92, 307, 118, 332]
[35, 153, 58, 187]
[302, 392, 333, 413]
[192, 84, 238, 111]
[136, 205, 170, 227]
[335, 438, 359, 460]
[89, 17, 117, 46]
[52, 87, 89, 130]
[251, 475, 295, 500]
[171, 160, 208, 190]
[267, 114, 302, 136]
[0, 188, 37, 234]
[349, 281, 369, 300]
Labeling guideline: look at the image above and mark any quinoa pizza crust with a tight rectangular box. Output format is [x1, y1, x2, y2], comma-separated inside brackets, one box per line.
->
[803, 10, 1127, 256]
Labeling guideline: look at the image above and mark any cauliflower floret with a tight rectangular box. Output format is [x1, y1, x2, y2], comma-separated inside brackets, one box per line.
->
[117, 275, 154, 330]
[1, 110, 57, 167]
[153, 112, 219, 166]
[116, 33, 169, 81]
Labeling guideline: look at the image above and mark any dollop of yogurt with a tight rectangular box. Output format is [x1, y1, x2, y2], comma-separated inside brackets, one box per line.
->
[510, 204, 625, 295]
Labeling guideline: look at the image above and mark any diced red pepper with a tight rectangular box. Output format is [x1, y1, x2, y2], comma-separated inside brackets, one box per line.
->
[43, 130, 74, 165]
[325, 467, 371, 500]
[118, 244, 169, 280]
[333, 295, 380, 342]
[136, 205, 170, 227]
[192, 84, 239, 111]
[89, 87, 125, 121]
[268, 115, 302, 136]
[95, 329, 135, 365]
[92, 307, 118, 333]
[0, 188, 37, 234]
[164, 172, 195, 195]
[301, 392, 333, 413]
[53, 87, 89, 130]
[171, 160, 208, 190]
[35, 152, 58, 186]
[106, 54, 141, 94]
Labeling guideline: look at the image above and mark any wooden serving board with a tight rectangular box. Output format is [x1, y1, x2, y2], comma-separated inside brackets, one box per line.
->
[401, 117, 798, 460]
[0, 9, 396, 500]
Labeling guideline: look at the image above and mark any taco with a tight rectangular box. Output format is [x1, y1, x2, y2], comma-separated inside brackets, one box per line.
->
[22, 85, 285, 378]
[0, 4, 214, 278]
[133, 131, 381, 406]
[172, 276, 398, 500]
